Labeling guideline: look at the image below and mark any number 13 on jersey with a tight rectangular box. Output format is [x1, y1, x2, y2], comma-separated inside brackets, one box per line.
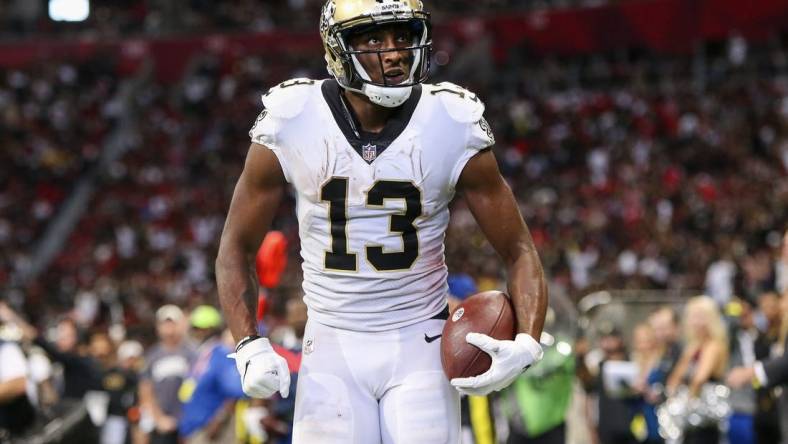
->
[320, 177, 421, 272]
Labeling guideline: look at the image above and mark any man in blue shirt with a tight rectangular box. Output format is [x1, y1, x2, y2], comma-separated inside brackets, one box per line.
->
[179, 305, 246, 443]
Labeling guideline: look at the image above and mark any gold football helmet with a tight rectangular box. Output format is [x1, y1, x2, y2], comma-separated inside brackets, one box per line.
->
[319, 0, 432, 107]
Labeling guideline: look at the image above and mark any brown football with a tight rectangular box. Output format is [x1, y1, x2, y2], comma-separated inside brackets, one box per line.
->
[440, 290, 517, 380]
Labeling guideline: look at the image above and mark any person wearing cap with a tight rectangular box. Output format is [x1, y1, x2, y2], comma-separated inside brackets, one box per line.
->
[178, 305, 246, 443]
[89, 331, 139, 444]
[118, 340, 144, 371]
[578, 323, 639, 444]
[116, 340, 146, 444]
[139, 305, 196, 444]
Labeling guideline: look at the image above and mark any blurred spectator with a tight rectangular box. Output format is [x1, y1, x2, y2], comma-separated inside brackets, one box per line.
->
[648, 306, 683, 379]
[0, 334, 35, 439]
[777, 230, 788, 294]
[1, 303, 102, 401]
[750, 291, 785, 443]
[90, 332, 138, 444]
[630, 323, 662, 443]
[757, 292, 782, 344]
[740, 249, 776, 305]
[0, 0, 617, 40]
[625, 307, 683, 444]
[728, 289, 788, 443]
[25, 345, 58, 412]
[705, 255, 736, 306]
[666, 296, 729, 444]
[118, 340, 145, 371]
[0, 59, 118, 291]
[178, 306, 244, 443]
[33, 317, 103, 400]
[138, 305, 195, 444]
[725, 298, 757, 444]
[580, 324, 638, 444]
[117, 340, 145, 443]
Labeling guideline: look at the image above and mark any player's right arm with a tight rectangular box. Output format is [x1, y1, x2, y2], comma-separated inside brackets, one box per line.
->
[216, 143, 290, 398]
[216, 143, 284, 341]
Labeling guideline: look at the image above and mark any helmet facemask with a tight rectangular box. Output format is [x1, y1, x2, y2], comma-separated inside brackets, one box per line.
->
[340, 19, 431, 89]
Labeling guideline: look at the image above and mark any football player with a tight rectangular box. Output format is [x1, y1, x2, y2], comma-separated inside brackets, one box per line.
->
[216, 1, 548, 442]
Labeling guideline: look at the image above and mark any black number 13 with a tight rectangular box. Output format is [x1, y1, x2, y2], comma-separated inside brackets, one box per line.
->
[320, 178, 421, 272]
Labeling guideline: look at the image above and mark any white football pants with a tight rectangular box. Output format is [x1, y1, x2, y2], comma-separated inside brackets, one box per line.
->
[292, 316, 460, 444]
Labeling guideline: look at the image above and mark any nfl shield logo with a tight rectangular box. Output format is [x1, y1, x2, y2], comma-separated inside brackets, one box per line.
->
[362, 143, 377, 162]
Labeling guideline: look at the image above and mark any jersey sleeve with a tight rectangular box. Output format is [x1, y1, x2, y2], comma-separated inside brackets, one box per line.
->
[449, 114, 495, 187]
[468, 115, 496, 151]
[248, 78, 317, 184]
[249, 108, 293, 183]
[430, 82, 495, 187]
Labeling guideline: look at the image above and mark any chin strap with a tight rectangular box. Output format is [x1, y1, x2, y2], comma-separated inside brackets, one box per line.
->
[361, 83, 413, 107]
[340, 82, 413, 108]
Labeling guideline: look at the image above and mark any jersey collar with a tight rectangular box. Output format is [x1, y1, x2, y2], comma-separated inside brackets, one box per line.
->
[321, 79, 422, 164]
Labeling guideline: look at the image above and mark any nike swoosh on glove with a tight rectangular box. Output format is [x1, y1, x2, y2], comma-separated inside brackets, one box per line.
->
[229, 337, 291, 398]
[450, 332, 543, 396]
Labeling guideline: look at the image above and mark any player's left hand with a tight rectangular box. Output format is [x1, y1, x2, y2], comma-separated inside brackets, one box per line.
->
[451, 332, 543, 396]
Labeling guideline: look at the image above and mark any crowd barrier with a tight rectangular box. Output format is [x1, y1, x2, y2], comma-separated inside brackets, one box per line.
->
[7, 400, 97, 444]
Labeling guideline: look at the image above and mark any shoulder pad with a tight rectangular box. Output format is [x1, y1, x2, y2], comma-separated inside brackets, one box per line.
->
[260, 78, 318, 119]
[426, 82, 485, 123]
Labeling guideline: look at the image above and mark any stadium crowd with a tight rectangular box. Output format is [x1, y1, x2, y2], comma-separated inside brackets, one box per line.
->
[1, 4, 788, 442]
[0, 57, 120, 296]
[0, 0, 632, 39]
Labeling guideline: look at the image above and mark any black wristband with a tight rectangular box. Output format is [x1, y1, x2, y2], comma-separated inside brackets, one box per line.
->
[235, 334, 262, 353]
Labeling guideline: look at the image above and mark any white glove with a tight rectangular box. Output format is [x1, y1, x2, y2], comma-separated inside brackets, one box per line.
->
[451, 332, 543, 396]
[230, 337, 291, 398]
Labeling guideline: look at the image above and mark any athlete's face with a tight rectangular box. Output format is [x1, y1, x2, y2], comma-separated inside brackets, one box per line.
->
[347, 23, 414, 86]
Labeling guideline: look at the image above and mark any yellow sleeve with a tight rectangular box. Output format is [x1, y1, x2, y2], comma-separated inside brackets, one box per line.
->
[469, 395, 495, 444]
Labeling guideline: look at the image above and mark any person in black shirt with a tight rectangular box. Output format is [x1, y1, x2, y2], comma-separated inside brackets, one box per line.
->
[1, 303, 101, 401]
[90, 331, 138, 444]
[728, 290, 788, 443]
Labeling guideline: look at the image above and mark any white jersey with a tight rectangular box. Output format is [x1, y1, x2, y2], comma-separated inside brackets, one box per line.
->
[249, 78, 494, 331]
